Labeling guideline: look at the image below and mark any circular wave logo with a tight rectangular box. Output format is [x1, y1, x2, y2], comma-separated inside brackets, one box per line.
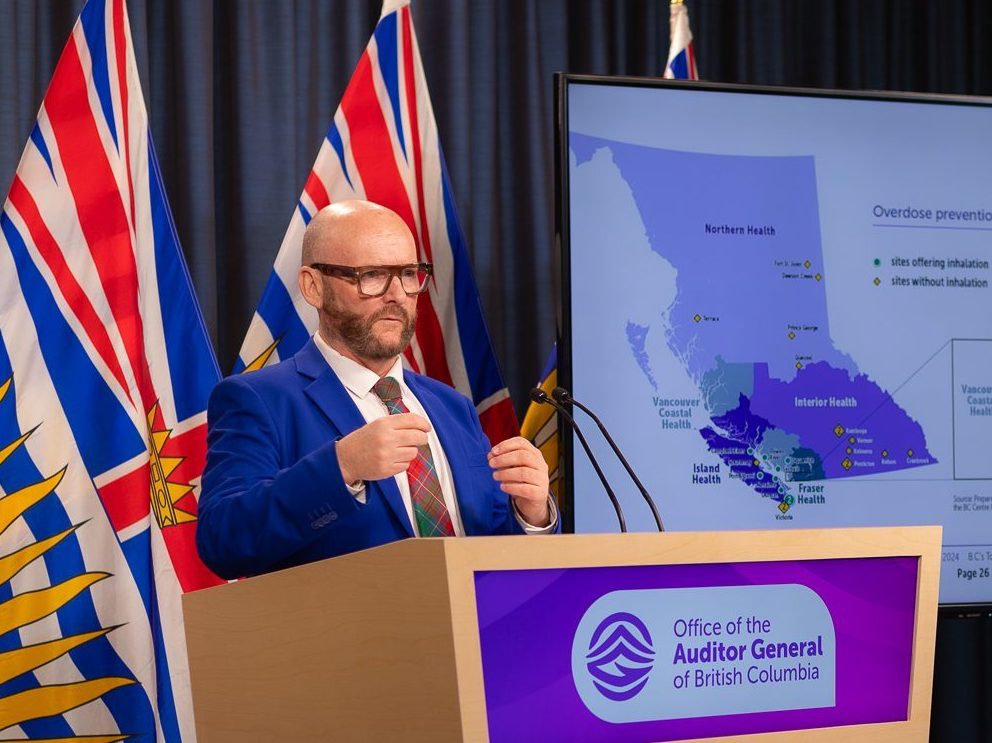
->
[584, 612, 656, 701]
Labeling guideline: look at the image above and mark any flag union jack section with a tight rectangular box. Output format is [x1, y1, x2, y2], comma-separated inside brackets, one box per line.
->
[0, 0, 221, 740]
[237, 0, 518, 443]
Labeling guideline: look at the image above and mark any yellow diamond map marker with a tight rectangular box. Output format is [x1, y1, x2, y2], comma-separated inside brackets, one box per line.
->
[842, 458, 853, 470]
[833, 425, 844, 437]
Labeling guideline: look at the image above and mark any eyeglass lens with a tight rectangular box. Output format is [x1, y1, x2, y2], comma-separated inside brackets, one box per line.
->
[358, 266, 430, 296]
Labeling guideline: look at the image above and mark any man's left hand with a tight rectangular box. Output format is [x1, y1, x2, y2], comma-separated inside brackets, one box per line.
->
[488, 437, 550, 527]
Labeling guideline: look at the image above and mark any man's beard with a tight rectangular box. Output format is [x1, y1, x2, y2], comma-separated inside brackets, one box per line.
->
[326, 302, 416, 361]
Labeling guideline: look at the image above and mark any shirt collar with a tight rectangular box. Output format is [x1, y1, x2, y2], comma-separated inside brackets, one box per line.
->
[311, 332, 405, 398]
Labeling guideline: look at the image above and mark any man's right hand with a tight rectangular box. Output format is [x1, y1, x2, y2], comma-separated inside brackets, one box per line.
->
[336, 413, 432, 485]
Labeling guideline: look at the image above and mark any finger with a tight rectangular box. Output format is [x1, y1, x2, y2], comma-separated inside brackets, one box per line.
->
[493, 466, 548, 489]
[488, 436, 531, 458]
[393, 429, 429, 448]
[388, 413, 433, 432]
[369, 458, 415, 481]
[489, 449, 541, 470]
[386, 446, 419, 468]
[498, 481, 546, 500]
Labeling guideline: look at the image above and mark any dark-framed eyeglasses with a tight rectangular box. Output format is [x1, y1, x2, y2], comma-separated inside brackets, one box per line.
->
[308, 262, 434, 297]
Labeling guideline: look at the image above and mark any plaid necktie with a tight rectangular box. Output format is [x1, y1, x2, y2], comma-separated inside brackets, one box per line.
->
[372, 376, 455, 537]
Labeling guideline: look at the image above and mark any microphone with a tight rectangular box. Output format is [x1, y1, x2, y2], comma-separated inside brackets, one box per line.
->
[529, 387, 627, 533]
[552, 386, 665, 532]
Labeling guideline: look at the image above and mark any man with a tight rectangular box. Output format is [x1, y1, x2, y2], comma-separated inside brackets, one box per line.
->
[197, 200, 557, 579]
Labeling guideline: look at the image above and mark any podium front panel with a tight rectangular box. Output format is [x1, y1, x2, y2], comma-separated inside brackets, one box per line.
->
[185, 527, 939, 742]
[473, 556, 918, 742]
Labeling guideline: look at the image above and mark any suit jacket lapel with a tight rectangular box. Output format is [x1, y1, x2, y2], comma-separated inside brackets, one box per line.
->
[296, 341, 414, 538]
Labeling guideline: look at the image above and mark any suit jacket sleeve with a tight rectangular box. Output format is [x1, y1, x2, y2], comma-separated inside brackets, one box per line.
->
[196, 374, 360, 579]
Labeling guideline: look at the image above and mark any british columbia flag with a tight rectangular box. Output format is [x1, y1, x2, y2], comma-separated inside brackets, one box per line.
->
[0, 0, 221, 740]
[663, 0, 699, 81]
[236, 0, 519, 443]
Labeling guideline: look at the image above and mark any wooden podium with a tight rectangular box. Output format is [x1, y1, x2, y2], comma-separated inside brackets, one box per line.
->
[183, 526, 939, 742]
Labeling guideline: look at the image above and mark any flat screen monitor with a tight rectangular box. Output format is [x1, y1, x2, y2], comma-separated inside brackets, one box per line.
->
[558, 74, 992, 607]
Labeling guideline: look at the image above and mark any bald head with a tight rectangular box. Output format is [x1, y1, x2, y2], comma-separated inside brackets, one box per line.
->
[301, 200, 416, 268]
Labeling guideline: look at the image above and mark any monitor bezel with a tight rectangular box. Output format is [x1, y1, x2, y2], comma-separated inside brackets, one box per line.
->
[554, 72, 992, 610]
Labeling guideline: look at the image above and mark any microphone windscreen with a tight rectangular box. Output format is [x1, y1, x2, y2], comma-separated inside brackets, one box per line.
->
[529, 387, 549, 404]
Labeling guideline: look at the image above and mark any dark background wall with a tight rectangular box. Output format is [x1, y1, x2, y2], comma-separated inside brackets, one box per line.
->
[1, 1, 990, 739]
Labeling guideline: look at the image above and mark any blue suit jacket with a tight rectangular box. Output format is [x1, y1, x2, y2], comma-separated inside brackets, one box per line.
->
[197, 340, 550, 579]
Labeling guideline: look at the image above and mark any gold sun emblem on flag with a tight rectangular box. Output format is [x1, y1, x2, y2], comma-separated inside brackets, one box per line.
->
[242, 338, 281, 373]
[0, 376, 134, 740]
[146, 403, 197, 530]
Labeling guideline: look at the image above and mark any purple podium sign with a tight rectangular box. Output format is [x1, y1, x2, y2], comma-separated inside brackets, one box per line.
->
[474, 557, 918, 742]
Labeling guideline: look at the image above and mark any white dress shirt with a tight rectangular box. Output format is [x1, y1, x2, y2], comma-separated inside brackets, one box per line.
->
[312, 334, 555, 535]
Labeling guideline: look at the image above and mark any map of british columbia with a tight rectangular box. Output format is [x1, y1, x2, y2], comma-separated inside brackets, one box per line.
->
[571, 133, 935, 513]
